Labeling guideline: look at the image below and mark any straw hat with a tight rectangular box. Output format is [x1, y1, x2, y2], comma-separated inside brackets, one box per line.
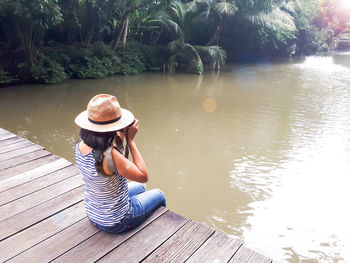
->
[74, 94, 134, 132]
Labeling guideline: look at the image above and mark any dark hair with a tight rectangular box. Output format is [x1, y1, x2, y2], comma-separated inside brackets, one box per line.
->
[80, 128, 116, 153]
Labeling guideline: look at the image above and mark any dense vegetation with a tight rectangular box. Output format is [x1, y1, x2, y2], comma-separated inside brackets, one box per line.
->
[0, 0, 349, 85]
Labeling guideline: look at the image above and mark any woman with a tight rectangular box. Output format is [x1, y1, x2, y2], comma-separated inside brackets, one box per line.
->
[74, 94, 166, 233]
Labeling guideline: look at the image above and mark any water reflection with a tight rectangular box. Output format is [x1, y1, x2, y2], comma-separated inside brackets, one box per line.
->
[0, 52, 350, 262]
[241, 54, 350, 262]
[333, 52, 350, 69]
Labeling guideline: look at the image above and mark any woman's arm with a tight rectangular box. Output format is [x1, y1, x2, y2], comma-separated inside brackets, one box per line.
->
[107, 120, 149, 183]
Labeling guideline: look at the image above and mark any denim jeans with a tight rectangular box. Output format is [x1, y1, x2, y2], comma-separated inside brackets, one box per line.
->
[92, 182, 166, 233]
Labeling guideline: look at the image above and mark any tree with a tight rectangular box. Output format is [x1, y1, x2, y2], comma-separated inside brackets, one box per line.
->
[0, 0, 62, 70]
[152, 0, 226, 74]
[314, 0, 350, 48]
[108, 0, 164, 50]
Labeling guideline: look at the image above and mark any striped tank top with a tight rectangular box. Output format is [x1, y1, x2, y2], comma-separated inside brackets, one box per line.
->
[75, 140, 129, 227]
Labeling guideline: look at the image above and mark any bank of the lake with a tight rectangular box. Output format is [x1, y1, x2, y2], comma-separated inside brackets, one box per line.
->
[1, 52, 350, 262]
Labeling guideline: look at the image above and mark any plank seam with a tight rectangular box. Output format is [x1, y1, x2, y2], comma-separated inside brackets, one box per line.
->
[94, 208, 171, 263]
[0, 200, 84, 242]
[0, 171, 80, 206]
[49, 230, 102, 263]
[0, 134, 16, 142]
[139, 219, 193, 263]
[0, 183, 84, 224]
[0, 147, 44, 162]
[182, 228, 216, 263]
[0, 151, 51, 171]
[226, 243, 244, 263]
[0, 139, 28, 153]
[0, 163, 75, 194]
[0, 142, 34, 154]
[4, 216, 89, 262]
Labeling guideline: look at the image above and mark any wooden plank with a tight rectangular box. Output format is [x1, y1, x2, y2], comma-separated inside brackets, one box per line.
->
[0, 128, 9, 135]
[0, 133, 16, 141]
[53, 207, 170, 263]
[16, 208, 169, 263]
[185, 231, 242, 263]
[229, 246, 255, 263]
[0, 186, 83, 241]
[0, 165, 79, 206]
[0, 137, 25, 147]
[0, 144, 44, 162]
[0, 154, 59, 179]
[0, 174, 83, 222]
[8, 217, 98, 263]
[97, 211, 189, 263]
[211, 237, 244, 263]
[0, 202, 85, 262]
[247, 252, 272, 263]
[0, 140, 34, 154]
[0, 150, 52, 172]
[0, 158, 73, 192]
[143, 221, 215, 263]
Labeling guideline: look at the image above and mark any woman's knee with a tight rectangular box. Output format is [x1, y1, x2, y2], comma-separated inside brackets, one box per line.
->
[152, 188, 166, 207]
[128, 182, 146, 197]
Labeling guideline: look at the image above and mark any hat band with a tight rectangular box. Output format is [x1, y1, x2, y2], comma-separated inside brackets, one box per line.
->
[88, 116, 121, 125]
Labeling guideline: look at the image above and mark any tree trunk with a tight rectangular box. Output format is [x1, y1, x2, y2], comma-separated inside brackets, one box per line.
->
[206, 25, 222, 46]
[111, 20, 126, 51]
[122, 17, 129, 47]
[16, 21, 34, 71]
[86, 24, 94, 46]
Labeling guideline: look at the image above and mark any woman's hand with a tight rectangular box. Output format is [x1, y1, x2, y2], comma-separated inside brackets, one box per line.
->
[111, 118, 149, 183]
[127, 119, 139, 143]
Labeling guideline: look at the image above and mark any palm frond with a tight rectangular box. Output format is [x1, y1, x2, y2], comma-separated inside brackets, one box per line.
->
[151, 11, 184, 39]
[168, 53, 181, 73]
[193, 45, 226, 68]
[184, 43, 204, 74]
[293, 0, 302, 10]
[213, 1, 238, 16]
[168, 0, 186, 28]
[249, 8, 296, 31]
[185, 0, 199, 13]
[168, 37, 185, 51]
[284, 0, 302, 13]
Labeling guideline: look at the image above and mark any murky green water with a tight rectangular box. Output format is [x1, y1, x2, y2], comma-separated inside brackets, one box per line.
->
[1, 52, 350, 262]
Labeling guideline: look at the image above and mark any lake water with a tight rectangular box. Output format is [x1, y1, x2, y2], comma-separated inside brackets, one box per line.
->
[1, 51, 350, 262]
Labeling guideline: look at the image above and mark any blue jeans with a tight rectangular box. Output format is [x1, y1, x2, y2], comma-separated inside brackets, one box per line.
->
[93, 182, 166, 233]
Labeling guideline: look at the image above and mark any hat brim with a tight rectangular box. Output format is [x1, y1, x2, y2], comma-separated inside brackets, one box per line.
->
[74, 108, 134, 132]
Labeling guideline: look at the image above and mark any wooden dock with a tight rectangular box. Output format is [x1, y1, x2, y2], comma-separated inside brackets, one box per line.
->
[0, 127, 272, 263]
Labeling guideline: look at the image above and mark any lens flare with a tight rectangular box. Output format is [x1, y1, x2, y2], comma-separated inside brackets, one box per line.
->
[339, 0, 350, 8]
[203, 98, 217, 113]
[319, 0, 350, 31]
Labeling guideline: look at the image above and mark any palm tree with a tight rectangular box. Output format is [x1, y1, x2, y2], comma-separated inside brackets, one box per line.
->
[247, 0, 301, 32]
[152, 0, 227, 74]
[151, 0, 301, 74]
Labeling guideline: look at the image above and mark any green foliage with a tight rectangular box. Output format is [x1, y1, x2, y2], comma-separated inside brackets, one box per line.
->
[31, 52, 68, 84]
[116, 41, 146, 75]
[248, 7, 297, 32]
[142, 45, 163, 71]
[0, 0, 63, 29]
[152, 0, 227, 73]
[194, 45, 227, 68]
[60, 44, 120, 79]
[293, 0, 320, 55]
[0, 0, 63, 69]
[213, 1, 238, 16]
[0, 0, 344, 85]
[115, 41, 161, 75]
[0, 68, 16, 85]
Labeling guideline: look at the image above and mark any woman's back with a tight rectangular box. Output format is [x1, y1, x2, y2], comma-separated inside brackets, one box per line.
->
[75, 140, 129, 227]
